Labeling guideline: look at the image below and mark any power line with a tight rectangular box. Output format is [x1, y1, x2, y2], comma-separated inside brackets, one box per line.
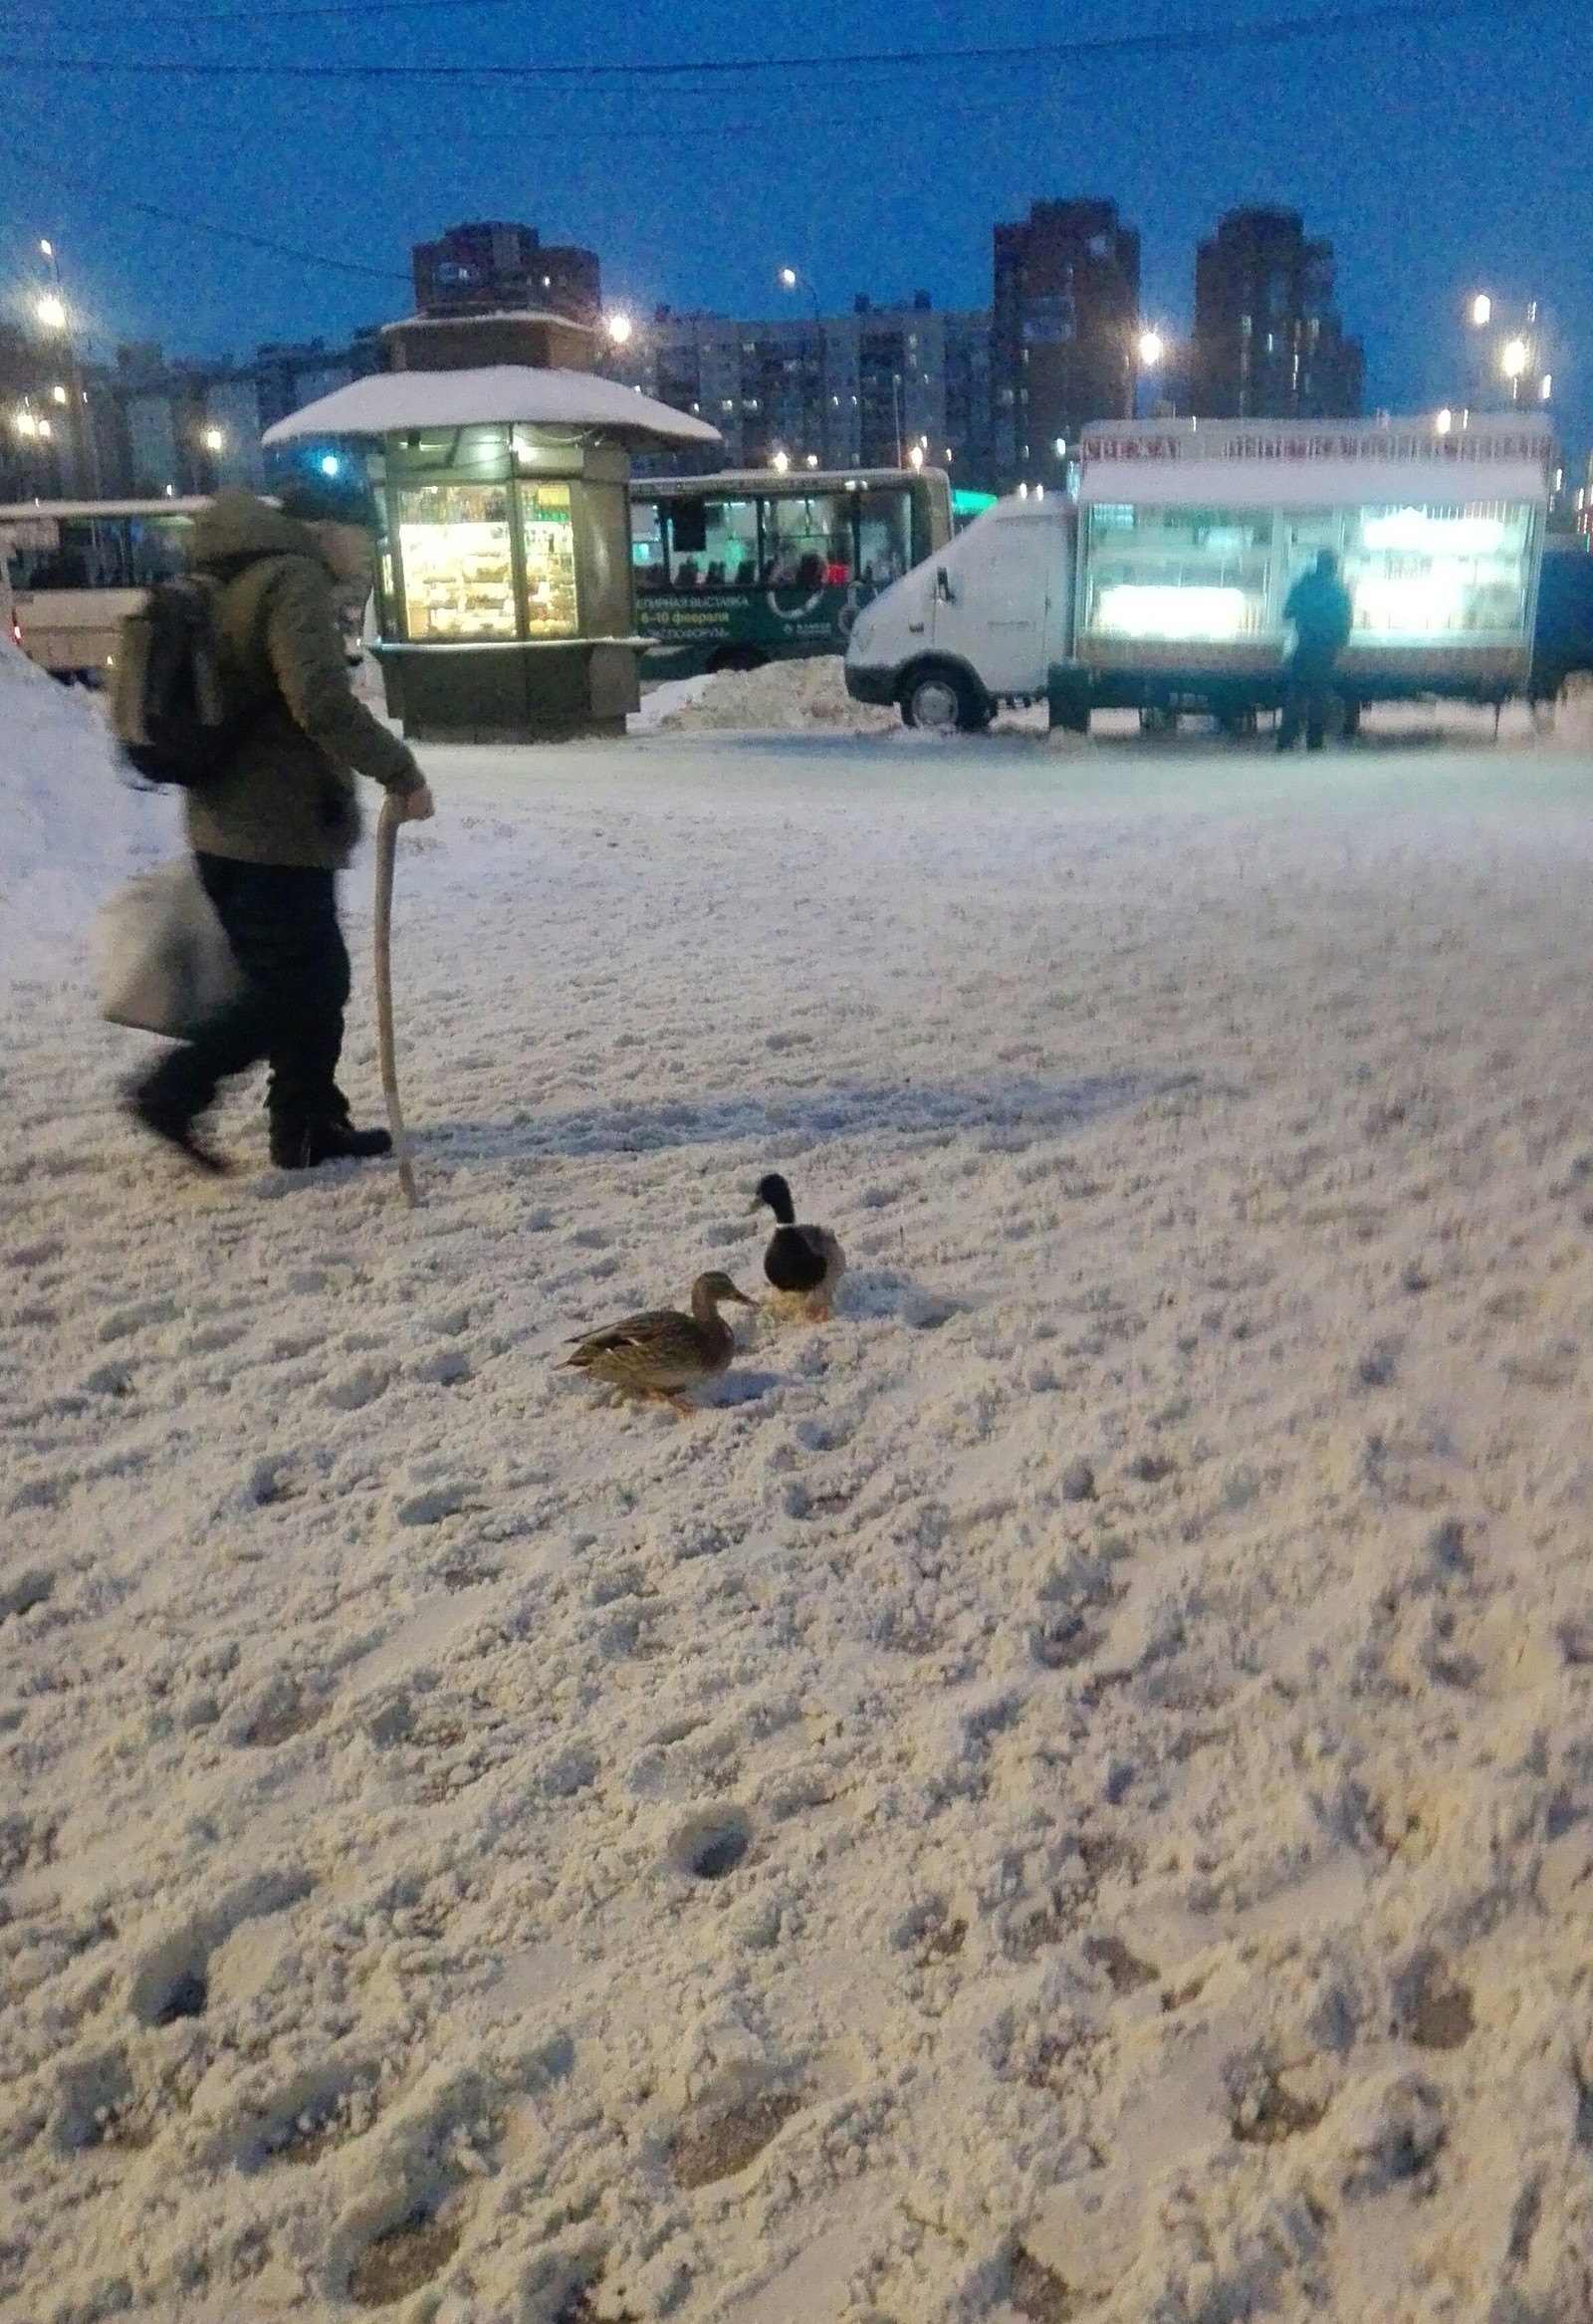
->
[3, 136, 411, 284]
[0, 0, 1530, 86]
[44, 0, 546, 20]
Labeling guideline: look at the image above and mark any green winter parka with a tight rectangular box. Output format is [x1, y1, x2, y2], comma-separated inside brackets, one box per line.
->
[183, 491, 423, 870]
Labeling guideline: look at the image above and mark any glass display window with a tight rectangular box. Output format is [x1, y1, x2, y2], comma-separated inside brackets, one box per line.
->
[761, 495, 847, 589]
[857, 491, 910, 587]
[632, 498, 668, 591]
[666, 497, 758, 589]
[520, 481, 578, 638]
[397, 483, 516, 641]
[1083, 505, 1272, 642]
[1343, 502, 1535, 642]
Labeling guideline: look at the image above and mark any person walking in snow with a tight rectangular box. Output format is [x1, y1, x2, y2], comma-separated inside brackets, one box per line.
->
[1277, 548, 1355, 753]
[124, 478, 434, 1173]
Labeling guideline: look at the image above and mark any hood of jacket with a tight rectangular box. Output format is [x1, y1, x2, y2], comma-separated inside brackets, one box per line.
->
[192, 489, 327, 575]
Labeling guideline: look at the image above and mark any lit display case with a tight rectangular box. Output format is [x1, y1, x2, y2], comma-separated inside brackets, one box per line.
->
[397, 483, 518, 639]
[521, 482, 578, 636]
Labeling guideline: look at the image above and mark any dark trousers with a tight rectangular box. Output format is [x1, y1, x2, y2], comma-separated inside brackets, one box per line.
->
[137, 855, 350, 1129]
[1278, 660, 1339, 752]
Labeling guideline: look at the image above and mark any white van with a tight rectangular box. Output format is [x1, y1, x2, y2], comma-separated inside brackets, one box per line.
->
[846, 415, 1554, 734]
[843, 490, 1071, 732]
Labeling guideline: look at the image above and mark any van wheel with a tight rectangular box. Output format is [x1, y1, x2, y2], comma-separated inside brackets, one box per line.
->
[901, 666, 989, 734]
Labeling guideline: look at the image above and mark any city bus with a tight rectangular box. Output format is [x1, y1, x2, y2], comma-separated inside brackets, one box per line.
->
[1, 499, 206, 678]
[629, 466, 952, 679]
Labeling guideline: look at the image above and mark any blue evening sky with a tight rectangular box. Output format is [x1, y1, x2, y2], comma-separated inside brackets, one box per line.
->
[0, 0, 1585, 464]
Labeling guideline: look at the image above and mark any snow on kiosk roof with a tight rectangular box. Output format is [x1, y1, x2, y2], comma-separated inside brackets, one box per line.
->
[261, 366, 722, 450]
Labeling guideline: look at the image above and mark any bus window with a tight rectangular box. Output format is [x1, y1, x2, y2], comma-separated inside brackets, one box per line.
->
[857, 492, 911, 588]
[667, 498, 756, 589]
[761, 494, 847, 588]
[632, 498, 668, 591]
[11, 517, 133, 590]
[128, 515, 194, 586]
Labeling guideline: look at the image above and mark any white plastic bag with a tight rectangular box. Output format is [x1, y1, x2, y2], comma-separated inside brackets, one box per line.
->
[97, 857, 244, 1038]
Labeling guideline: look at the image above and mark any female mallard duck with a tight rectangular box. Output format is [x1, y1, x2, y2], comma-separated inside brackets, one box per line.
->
[563, 1271, 754, 1413]
[754, 1172, 846, 1320]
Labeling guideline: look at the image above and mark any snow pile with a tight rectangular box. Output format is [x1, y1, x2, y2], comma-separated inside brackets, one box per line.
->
[650, 653, 899, 734]
[7, 731, 1593, 2322]
[629, 671, 718, 734]
[0, 644, 172, 964]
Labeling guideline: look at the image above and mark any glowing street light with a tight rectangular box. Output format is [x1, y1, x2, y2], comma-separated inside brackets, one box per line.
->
[604, 312, 634, 347]
[1435, 407, 1454, 433]
[1137, 328, 1166, 368]
[778, 267, 798, 292]
[14, 409, 39, 438]
[36, 292, 67, 333]
[202, 425, 226, 454]
[1470, 293, 1491, 329]
[771, 447, 790, 473]
[1540, 373, 1553, 402]
[908, 444, 925, 470]
[50, 382, 68, 405]
[1501, 338, 1529, 379]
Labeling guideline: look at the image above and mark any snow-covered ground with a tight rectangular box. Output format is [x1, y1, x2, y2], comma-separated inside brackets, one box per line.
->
[7, 666, 1593, 2324]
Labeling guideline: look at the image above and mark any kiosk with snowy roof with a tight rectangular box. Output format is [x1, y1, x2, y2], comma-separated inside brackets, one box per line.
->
[262, 313, 722, 741]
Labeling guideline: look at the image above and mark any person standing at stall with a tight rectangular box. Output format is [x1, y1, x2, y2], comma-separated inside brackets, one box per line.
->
[1278, 548, 1355, 752]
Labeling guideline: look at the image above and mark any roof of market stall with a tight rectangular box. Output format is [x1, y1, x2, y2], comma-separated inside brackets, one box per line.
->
[261, 366, 723, 450]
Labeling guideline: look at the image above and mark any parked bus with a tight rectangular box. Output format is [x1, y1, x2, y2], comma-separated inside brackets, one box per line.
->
[629, 466, 951, 679]
[2, 499, 206, 678]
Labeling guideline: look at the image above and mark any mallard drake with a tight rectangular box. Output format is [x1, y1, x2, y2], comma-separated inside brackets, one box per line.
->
[754, 1172, 846, 1320]
[562, 1271, 755, 1413]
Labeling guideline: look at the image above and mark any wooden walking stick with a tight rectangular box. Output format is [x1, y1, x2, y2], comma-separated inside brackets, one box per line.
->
[374, 793, 419, 1208]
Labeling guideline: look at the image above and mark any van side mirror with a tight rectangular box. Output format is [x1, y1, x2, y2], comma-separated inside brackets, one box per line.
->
[935, 567, 954, 604]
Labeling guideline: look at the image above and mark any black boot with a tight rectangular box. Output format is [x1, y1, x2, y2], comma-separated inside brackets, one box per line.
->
[123, 1068, 231, 1175]
[270, 1109, 393, 1170]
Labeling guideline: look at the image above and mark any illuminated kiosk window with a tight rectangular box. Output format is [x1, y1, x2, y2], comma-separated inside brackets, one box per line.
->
[1345, 503, 1535, 641]
[398, 483, 516, 641]
[521, 481, 578, 637]
[1084, 505, 1270, 641]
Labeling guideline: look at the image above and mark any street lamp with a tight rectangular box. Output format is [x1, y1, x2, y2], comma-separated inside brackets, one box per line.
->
[1470, 293, 1491, 329]
[1137, 329, 1166, 370]
[778, 265, 824, 463]
[33, 238, 98, 492]
[771, 448, 790, 474]
[1501, 338, 1528, 380]
[604, 313, 634, 348]
[202, 426, 226, 454]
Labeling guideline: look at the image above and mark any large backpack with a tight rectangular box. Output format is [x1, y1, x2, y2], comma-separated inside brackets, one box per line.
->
[114, 575, 239, 788]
